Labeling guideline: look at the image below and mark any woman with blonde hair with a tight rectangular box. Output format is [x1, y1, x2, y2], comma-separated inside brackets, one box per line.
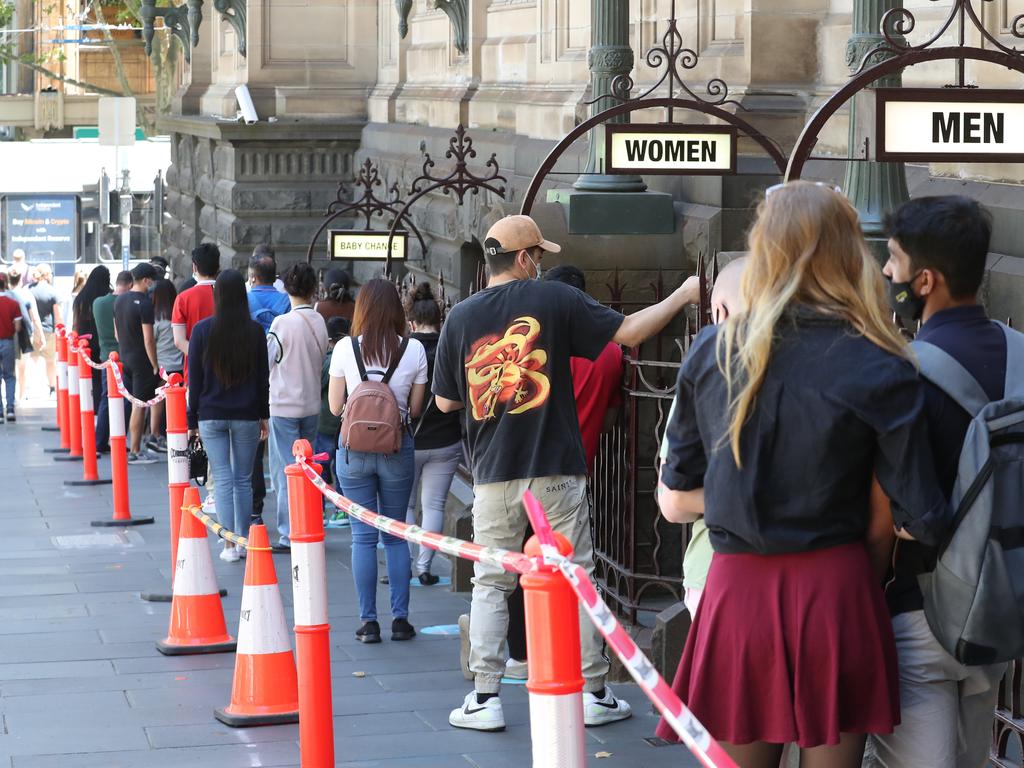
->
[655, 182, 950, 767]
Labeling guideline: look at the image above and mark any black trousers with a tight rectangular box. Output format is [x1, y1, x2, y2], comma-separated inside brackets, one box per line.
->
[506, 524, 534, 662]
[251, 440, 266, 522]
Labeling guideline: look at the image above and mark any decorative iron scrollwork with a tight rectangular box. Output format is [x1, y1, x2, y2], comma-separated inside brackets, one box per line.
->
[853, 0, 1024, 79]
[395, 0, 413, 38]
[141, 0, 202, 63]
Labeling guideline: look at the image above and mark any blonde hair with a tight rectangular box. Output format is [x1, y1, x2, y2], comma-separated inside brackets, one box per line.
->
[717, 181, 908, 466]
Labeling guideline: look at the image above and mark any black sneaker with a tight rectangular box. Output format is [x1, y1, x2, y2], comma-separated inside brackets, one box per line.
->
[5, 411, 15, 423]
[391, 617, 416, 641]
[355, 620, 381, 644]
[418, 572, 439, 586]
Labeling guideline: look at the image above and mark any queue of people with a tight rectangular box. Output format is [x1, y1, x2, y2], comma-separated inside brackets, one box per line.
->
[2, 184, 1014, 768]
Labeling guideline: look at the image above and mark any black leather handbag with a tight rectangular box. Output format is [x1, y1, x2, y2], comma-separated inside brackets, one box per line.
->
[188, 434, 208, 486]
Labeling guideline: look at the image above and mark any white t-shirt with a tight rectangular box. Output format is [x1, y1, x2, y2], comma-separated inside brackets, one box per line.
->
[329, 335, 428, 415]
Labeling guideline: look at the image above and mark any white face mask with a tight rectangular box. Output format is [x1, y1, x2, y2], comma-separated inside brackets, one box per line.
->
[526, 252, 542, 281]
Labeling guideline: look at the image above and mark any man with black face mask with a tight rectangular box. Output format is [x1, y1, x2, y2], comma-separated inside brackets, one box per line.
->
[872, 196, 1013, 768]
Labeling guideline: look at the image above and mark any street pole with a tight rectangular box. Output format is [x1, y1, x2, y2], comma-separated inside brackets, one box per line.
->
[119, 169, 133, 272]
[843, 0, 908, 259]
[574, 0, 646, 192]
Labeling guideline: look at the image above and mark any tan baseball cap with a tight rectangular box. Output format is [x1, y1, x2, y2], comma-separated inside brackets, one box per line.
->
[484, 215, 561, 256]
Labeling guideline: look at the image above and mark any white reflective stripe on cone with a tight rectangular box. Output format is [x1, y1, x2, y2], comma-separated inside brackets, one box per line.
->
[172, 536, 220, 596]
[237, 583, 292, 655]
[167, 431, 189, 484]
[291, 542, 327, 626]
[57, 362, 67, 388]
[529, 693, 586, 768]
[68, 370, 79, 396]
[109, 397, 126, 438]
[79, 380, 93, 413]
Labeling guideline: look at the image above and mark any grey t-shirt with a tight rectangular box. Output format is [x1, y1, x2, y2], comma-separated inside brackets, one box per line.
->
[154, 318, 183, 372]
[30, 282, 59, 333]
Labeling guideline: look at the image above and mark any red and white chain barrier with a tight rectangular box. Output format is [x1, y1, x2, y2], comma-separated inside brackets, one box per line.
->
[293, 452, 737, 768]
[295, 452, 535, 576]
[77, 345, 172, 409]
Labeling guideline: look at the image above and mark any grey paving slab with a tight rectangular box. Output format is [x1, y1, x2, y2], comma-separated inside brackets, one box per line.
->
[0, 410, 695, 768]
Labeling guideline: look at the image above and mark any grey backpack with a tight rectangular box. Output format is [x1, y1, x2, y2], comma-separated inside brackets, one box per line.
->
[912, 322, 1024, 665]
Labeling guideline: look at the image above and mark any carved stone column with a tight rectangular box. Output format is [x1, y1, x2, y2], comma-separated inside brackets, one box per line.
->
[574, 0, 645, 192]
[843, 0, 908, 255]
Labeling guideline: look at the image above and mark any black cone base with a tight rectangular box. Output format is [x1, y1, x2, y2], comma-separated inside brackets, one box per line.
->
[141, 587, 226, 602]
[214, 707, 300, 728]
[92, 517, 155, 527]
[156, 638, 236, 656]
[64, 478, 113, 487]
[53, 454, 83, 462]
[43, 447, 70, 454]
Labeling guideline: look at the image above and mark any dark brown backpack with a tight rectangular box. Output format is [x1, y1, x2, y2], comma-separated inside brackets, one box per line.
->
[340, 336, 409, 454]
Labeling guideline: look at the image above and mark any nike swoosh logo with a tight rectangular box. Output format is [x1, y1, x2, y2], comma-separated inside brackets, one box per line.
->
[591, 700, 619, 709]
[463, 706, 490, 715]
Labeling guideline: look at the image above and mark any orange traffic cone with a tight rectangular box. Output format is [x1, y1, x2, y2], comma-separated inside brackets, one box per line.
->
[157, 487, 236, 656]
[215, 524, 299, 726]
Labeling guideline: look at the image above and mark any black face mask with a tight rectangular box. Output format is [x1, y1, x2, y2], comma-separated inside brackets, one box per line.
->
[887, 272, 925, 324]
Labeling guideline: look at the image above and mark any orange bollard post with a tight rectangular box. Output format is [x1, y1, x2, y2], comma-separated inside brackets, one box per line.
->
[65, 339, 111, 487]
[44, 327, 70, 452]
[54, 332, 83, 463]
[93, 354, 153, 526]
[522, 532, 587, 768]
[142, 373, 188, 601]
[287, 440, 334, 768]
[215, 524, 299, 727]
[157, 487, 236, 656]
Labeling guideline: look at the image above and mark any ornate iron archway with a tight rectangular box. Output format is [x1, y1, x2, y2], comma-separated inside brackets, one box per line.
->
[786, 0, 1024, 180]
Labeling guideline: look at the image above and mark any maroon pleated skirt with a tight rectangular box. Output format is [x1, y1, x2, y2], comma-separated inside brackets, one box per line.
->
[655, 541, 899, 748]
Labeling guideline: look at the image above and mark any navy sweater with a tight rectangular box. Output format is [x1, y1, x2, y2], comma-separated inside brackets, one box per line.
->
[187, 317, 270, 429]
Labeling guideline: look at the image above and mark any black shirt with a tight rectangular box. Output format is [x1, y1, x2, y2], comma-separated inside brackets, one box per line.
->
[411, 332, 463, 451]
[886, 305, 1007, 616]
[662, 307, 950, 555]
[433, 279, 624, 484]
[113, 290, 154, 367]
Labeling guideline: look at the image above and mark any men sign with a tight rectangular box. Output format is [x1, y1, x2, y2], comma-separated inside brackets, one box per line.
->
[605, 125, 737, 175]
[329, 230, 407, 261]
[876, 88, 1024, 163]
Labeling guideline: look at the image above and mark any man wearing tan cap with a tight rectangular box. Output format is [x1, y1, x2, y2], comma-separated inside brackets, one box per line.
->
[433, 214, 700, 732]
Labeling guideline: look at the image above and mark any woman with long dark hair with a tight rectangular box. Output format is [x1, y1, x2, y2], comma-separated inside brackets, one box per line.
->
[146, 279, 181, 452]
[73, 266, 111, 428]
[328, 278, 427, 643]
[188, 270, 269, 562]
[403, 282, 462, 585]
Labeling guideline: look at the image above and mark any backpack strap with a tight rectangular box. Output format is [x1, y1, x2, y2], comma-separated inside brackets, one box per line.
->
[911, 340, 990, 418]
[996, 322, 1024, 400]
[351, 335, 369, 383]
[382, 337, 409, 385]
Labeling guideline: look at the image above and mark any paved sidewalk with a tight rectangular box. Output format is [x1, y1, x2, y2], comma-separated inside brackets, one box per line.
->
[0, 404, 699, 767]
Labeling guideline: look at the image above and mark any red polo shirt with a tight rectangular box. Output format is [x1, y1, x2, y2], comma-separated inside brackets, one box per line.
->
[571, 341, 624, 472]
[0, 295, 21, 339]
[171, 281, 215, 378]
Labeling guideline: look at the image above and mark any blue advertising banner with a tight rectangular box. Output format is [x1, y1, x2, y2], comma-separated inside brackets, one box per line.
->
[3, 194, 79, 264]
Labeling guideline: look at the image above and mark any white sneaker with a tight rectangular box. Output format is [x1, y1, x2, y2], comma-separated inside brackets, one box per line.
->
[583, 687, 632, 727]
[449, 691, 505, 732]
[219, 546, 239, 563]
[504, 658, 528, 680]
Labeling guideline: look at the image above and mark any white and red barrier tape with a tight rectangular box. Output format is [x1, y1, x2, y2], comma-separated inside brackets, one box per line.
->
[293, 453, 736, 768]
[296, 453, 533, 575]
[76, 343, 172, 408]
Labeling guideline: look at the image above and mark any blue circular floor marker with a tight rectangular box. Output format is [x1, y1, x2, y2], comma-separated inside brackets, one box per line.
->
[421, 624, 460, 636]
[409, 576, 452, 587]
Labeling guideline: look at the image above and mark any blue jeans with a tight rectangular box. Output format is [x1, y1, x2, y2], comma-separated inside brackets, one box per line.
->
[0, 339, 14, 413]
[269, 414, 318, 546]
[198, 419, 261, 542]
[313, 431, 339, 501]
[336, 435, 414, 622]
[94, 370, 128, 451]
